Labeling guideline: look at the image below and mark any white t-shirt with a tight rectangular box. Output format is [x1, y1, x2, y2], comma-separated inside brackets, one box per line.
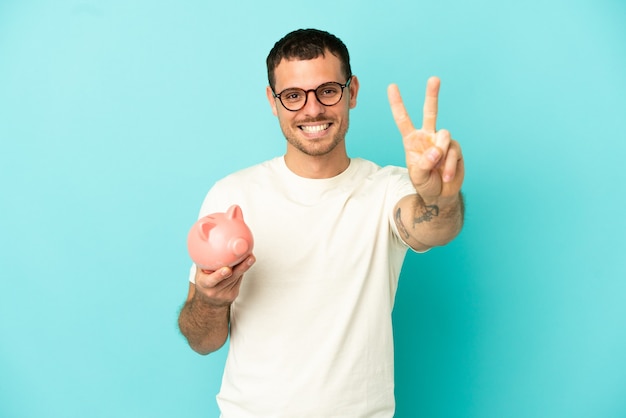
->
[189, 157, 418, 417]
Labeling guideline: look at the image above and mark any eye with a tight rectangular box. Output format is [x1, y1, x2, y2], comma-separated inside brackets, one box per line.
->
[317, 84, 341, 97]
[281, 89, 304, 103]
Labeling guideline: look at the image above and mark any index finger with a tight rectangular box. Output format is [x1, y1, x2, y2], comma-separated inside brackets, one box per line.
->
[196, 265, 232, 287]
[422, 76, 440, 133]
[387, 83, 416, 138]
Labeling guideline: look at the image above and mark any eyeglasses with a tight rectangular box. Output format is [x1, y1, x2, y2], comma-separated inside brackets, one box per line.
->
[272, 77, 353, 112]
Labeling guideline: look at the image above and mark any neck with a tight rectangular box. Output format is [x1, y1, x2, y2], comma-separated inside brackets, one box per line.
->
[284, 151, 350, 179]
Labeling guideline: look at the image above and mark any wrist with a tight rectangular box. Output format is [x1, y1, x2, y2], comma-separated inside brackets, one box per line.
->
[192, 290, 232, 312]
[418, 190, 459, 206]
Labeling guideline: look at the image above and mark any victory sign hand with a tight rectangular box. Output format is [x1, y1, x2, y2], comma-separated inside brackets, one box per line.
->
[388, 77, 464, 200]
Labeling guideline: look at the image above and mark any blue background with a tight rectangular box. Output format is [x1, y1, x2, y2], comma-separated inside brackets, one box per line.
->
[1, 0, 625, 417]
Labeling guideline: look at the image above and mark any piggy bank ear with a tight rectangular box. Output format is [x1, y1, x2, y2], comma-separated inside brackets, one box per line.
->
[197, 219, 216, 241]
[226, 204, 244, 221]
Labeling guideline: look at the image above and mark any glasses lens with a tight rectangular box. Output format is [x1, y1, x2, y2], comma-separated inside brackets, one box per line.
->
[316, 83, 343, 106]
[280, 88, 306, 110]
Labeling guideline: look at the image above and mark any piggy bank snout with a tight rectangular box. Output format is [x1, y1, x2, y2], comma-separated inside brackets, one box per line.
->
[230, 237, 251, 257]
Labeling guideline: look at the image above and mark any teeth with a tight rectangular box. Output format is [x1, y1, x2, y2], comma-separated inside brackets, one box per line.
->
[300, 124, 329, 133]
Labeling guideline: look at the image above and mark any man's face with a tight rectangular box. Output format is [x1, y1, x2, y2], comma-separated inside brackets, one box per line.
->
[266, 53, 358, 158]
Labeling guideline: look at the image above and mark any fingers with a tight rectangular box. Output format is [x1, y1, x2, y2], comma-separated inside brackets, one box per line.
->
[192, 255, 256, 307]
[433, 129, 451, 159]
[413, 132, 462, 187]
[388, 84, 416, 138]
[196, 255, 256, 289]
[430, 131, 463, 182]
[231, 254, 256, 277]
[389, 77, 440, 138]
[422, 76, 440, 133]
[390, 76, 462, 192]
[441, 139, 462, 183]
[418, 129, 449, 171]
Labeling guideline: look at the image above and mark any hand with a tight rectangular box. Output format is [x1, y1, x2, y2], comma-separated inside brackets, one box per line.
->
[388, 77, 464, 200]
[194, 254, 256, 308]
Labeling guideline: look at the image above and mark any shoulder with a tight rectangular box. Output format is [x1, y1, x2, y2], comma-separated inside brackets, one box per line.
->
[197, 157, 281, 215]
[352, 159, 415, 205]
[214, 157, 282, 187]
[351, 158, 409, 181]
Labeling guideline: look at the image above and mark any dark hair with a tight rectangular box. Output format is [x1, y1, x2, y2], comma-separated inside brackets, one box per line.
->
[266, 28, 352, 91]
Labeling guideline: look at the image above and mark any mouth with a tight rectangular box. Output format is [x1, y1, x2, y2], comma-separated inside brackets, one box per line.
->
[299, 123, 331, 134]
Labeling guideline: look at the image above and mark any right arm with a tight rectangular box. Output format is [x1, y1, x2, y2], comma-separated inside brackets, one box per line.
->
[178, 255, 255, 355]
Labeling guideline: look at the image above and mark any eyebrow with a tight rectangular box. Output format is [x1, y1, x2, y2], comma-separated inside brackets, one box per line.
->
[277, 81, 341, 92]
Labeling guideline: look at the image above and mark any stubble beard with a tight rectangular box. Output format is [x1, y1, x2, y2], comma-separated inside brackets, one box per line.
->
[280, 116, 350, 157]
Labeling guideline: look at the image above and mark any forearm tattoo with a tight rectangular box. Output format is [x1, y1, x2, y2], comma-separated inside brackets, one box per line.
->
[395, 207, 411, 239]
[395, 199, 440, 239]
[414, 204, 439, 223]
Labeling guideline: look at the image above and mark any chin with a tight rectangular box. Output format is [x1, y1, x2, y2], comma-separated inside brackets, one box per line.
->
[293, 137, 345, 157]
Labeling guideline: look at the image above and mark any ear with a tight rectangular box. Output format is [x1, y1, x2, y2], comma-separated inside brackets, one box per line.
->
[348, 75, 360, 109]
[198, 219, 216, 241]
[266, 86, 278, 116]
[226, 204, 244, 221]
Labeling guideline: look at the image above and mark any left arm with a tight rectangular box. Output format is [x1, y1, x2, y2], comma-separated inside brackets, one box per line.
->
[388, 77, 465, 251]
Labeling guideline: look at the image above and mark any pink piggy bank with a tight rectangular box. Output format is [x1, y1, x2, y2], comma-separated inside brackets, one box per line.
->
[187, 204, 254, 271]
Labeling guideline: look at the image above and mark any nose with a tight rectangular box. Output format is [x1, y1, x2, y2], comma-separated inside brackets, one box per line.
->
[301, 90, 325, 116]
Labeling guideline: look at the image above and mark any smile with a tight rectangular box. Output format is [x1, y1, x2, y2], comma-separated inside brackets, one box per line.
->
[299, 123, 330, 133]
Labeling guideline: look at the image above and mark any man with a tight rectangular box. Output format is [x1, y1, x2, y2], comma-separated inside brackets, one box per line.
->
[178, 28, 464, 417]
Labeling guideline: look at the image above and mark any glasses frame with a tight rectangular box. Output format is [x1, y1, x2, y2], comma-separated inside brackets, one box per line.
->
[272, 76, 353, 112]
